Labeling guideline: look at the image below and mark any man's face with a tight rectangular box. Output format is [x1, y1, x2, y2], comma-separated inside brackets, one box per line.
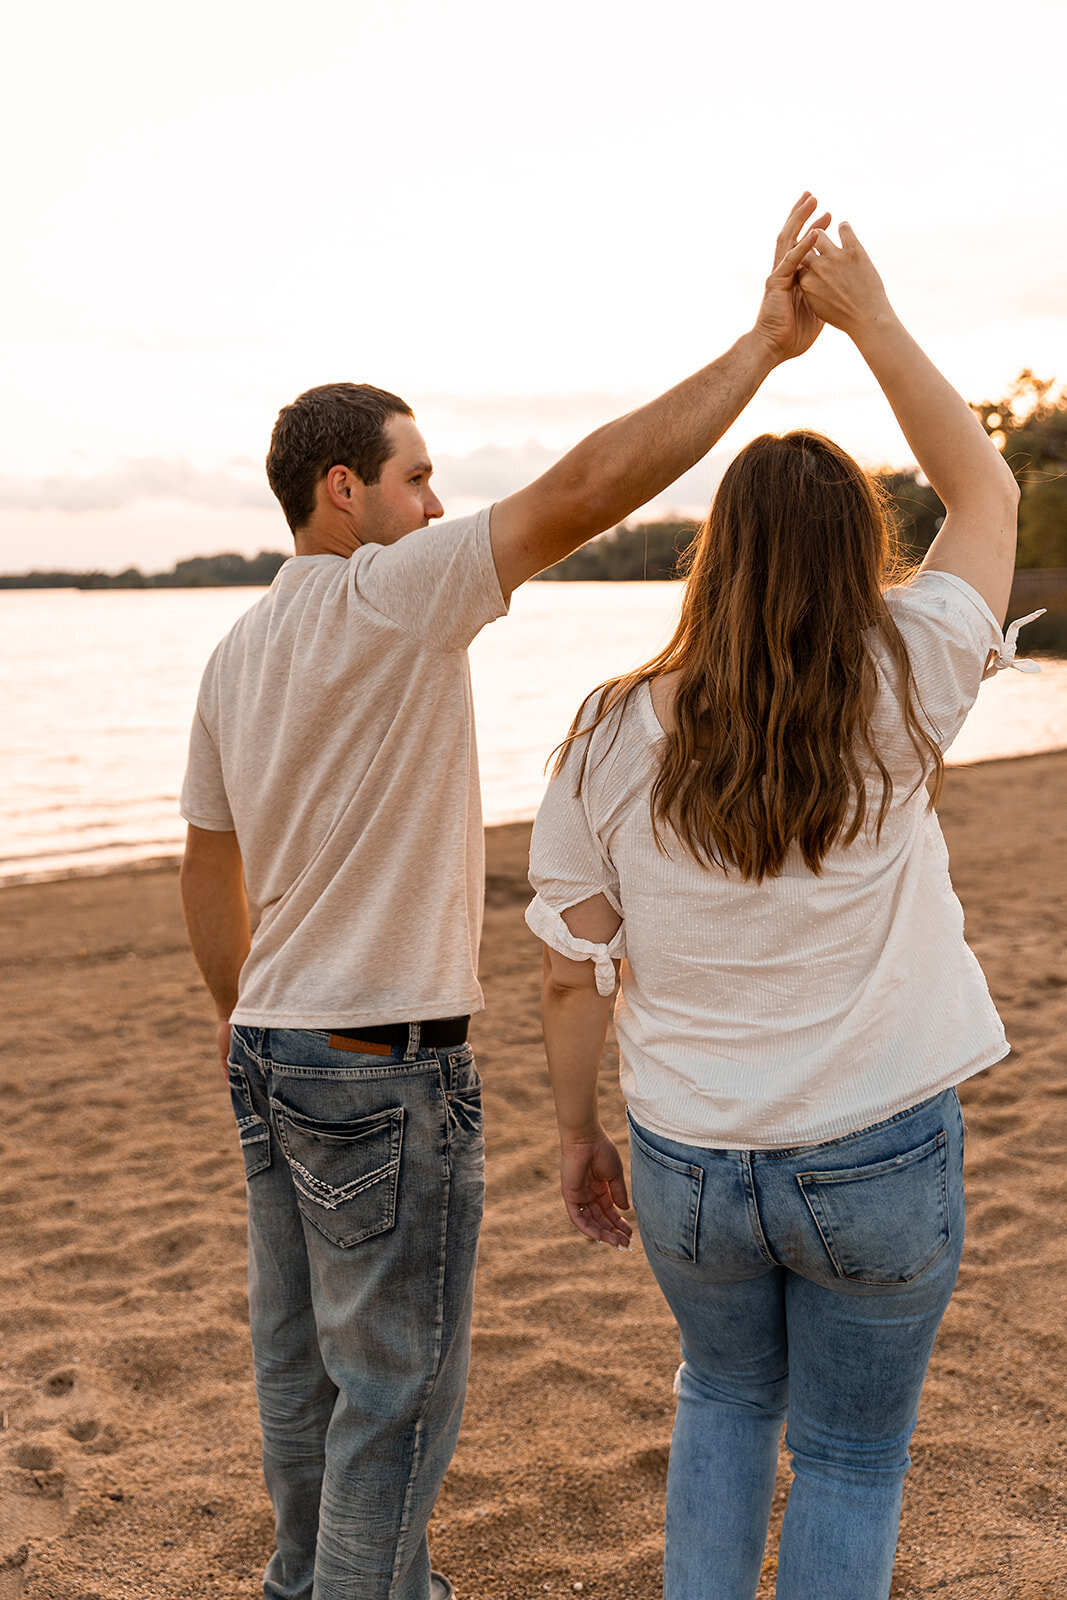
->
[358, 414, 444, 544]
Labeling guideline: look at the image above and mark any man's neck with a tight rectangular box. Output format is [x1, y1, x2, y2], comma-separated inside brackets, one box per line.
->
[293, 516, 363, 559]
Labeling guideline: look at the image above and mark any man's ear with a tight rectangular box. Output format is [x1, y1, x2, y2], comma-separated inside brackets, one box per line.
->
[323, 464, 365, 512]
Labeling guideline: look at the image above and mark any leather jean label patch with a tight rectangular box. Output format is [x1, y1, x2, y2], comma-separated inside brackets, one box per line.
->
[328, 1034, 392, 1057]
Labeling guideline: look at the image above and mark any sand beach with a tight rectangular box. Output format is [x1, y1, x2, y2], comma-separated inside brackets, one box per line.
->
[1, 750, 1065, 1599]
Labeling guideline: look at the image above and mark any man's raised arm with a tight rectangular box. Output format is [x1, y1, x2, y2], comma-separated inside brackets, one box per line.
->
[488, 194, 830, 599]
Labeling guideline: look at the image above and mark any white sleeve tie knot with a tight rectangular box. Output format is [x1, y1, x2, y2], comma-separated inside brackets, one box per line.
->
[991, 609, 1047, 673]
[524, 895, 625, 996]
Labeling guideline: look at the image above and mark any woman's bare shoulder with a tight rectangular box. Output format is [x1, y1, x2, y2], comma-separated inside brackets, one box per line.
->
[648, 669, 683, 733]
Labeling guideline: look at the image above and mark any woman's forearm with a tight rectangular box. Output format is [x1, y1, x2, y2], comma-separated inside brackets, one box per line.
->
[541, 967, 614, 1139]
[852, 311, 1018, 518]
[857, 312, 1019, 618]
[798, 223, 1019, 616]
[799, 224, 1017, 516]
[540, 955, 633, 1248]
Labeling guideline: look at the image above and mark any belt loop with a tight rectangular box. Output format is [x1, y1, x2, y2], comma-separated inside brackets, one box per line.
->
[405, 1021, 421, 1059]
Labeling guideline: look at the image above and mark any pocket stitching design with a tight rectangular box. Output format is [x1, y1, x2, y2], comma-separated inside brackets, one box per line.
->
[269, 1099, 404, 1248]
[279, 1146, 399, 1212]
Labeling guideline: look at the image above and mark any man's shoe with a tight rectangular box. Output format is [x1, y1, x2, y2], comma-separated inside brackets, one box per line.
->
[430, 1573, 454, 1600]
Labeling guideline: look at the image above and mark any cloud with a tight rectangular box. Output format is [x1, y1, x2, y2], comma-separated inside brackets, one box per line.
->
[2, 448, 560, 515]
[0, 457, 273, 513]
[432, 442, 558, 498]
[0, 437, 732, 522]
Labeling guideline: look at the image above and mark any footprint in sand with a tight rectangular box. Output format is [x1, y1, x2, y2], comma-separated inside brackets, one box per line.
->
[64, 1416, 119, 1455]
[40, 1368, 77, 1398]
[0, 1440, 69, 1573]
[9, 1445, 58, 1473]
[66, 1418, 100, 1444]
[0, 1363, 128, 1588]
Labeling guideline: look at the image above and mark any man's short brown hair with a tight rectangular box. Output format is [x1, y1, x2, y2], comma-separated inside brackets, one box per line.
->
[266, 382, 414, 533]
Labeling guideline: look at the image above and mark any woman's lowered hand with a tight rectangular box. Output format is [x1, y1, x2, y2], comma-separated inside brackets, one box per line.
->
[559, 1131, 633, 1249]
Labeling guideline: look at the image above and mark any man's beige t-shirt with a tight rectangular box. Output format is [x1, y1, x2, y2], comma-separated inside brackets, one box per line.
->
[180, 508, 507, 1028]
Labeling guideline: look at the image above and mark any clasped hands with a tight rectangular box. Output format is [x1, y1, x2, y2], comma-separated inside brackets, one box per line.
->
[754, 191, 895, 366]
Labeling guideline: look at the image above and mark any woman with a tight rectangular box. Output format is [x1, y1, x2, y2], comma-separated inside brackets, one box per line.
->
[527, 225, 1034, 1599]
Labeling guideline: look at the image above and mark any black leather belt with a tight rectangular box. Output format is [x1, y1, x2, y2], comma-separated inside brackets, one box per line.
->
[327, 1016, 469, 1056]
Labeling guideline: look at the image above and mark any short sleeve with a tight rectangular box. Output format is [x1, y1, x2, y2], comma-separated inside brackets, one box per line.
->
[354, 507, 508, 653]
[180, 704, 235, 831]
[526, 744, 625, 993]
[880, 570, 1004, 753]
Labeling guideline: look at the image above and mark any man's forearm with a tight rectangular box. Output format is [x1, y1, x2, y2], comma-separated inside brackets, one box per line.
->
[551, 330, 776, 537]
[490, 199, 825, 596]
[536, 331, 775, 551]
[180, 829, 250, 1021]
[491, 330, 777, 591]
[182, 872, 250, 1019]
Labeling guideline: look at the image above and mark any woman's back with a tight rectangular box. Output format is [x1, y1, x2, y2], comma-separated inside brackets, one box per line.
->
[529, 570, 1009, 1148]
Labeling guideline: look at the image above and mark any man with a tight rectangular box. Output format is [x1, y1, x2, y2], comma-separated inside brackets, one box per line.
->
[179, 195, 828, 1600]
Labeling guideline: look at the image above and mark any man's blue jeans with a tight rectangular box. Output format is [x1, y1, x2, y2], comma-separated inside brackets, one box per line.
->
[227, 1025, 485, 1600]
[628, 1088, 965, 1600]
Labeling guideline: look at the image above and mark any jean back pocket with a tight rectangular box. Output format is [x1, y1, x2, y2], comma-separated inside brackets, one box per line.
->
[271, 1098, 404, 1248]
[797, 1130, 950, 1285]
[628, 1117, 704, 1264]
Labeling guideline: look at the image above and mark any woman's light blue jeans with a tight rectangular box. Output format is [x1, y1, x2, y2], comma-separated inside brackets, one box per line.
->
[227, 1025, 484, 1600]
[628, 1088, 965, 1600]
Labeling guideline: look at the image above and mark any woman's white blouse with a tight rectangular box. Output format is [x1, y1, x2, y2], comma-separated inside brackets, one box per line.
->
[527, 571, 1017, 1150]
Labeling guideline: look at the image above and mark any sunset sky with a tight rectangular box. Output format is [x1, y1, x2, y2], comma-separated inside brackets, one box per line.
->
[2, 0, 1065, 571]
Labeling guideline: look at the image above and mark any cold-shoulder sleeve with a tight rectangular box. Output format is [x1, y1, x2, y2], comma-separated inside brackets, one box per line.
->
[526, 739, 625, 996]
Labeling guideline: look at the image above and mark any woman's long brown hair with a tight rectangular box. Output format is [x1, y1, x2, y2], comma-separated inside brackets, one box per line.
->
[556, 431, 944, 881]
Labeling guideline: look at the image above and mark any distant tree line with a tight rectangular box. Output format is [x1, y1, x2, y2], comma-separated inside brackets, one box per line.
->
[973, 370, 1067, 569]
[536, 519, 696, 582]
[0, 550, 287, 590]
[539, 478, 946, 583]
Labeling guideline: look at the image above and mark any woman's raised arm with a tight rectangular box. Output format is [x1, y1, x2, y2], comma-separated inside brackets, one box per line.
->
[798, 224, 1019, 621]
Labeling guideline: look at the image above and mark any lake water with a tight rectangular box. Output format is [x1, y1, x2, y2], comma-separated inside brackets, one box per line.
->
[2, 585, 1064, 884]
